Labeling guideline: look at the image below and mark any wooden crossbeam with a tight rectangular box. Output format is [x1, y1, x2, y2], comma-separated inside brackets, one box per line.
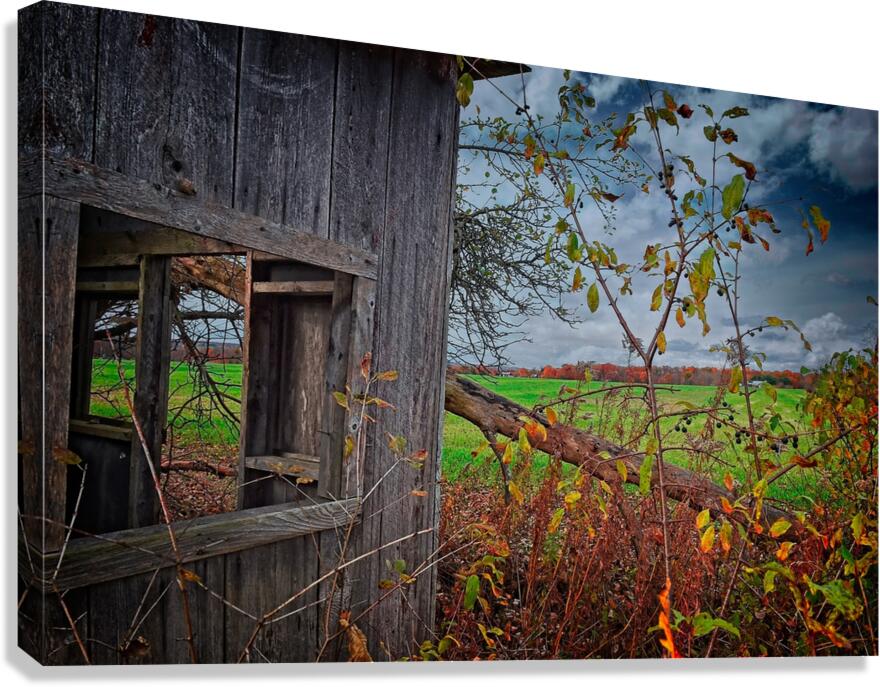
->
[20, 497, 360, 591]
[20, 156, 379, 280]
[251, 280, 335, 295]
[245, 453, 321, 482]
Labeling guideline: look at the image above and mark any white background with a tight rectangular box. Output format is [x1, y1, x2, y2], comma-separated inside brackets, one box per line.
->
[1, 0, 878, 684]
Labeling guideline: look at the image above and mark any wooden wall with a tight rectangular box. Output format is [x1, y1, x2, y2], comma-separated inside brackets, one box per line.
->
[18, 1, 458, 664]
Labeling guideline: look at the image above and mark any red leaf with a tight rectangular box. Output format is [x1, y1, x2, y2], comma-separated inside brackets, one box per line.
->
[676, 103, 694, 119]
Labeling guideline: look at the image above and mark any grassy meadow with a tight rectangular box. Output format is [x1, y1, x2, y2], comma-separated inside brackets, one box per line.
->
[88, 360, 812, 503]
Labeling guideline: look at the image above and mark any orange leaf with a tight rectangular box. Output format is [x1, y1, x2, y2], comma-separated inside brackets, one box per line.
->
[524, 419, 547, 443]
[723, 472, 734, 492]
[657, 578, 682, 658]
[545, 407, 558, 426]
[360, 352, 372, 380]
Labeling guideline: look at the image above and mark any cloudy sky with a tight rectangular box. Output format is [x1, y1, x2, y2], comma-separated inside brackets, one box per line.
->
[460, 67, 878, 371]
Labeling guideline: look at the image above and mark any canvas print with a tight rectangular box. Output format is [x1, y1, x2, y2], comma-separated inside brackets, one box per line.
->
[17, 0, 878, 665]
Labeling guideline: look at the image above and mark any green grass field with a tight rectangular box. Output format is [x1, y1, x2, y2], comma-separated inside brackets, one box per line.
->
[443, 375, 812, 503]
[89, 361, 812, 503]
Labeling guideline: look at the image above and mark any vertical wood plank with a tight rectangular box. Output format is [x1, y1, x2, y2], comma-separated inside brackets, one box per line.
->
[94, 11, 238, 204]
[342, 277, 377, 499]
[349, 50, 459, 658]
[18, 195, 80, 552]
[329, 43, 394, 250]
[18, 2, 98, 160]
[318, 273, 354, 499]
[69, 295, 98, 419]
[234, 29, 336, 233]
[128, 256, 172, 528]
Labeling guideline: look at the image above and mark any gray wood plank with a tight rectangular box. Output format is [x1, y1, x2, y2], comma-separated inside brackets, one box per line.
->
[318, 273, 354, 499]
[329, 42, 394, 250]
[19, 2, 98, 160]
[235, 29, 337, 234]
[350, 49, 459, 658]
[18, 195, 80, 553]
[252, 280, 335, 295]
[94, 11, 239, 205]
[20, 157, 380, 279]
[70, 295, 98, 419]
[128, 256, 172, 528]
[28, 498, 360, 592]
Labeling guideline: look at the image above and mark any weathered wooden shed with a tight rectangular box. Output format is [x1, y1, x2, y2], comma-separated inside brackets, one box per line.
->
[17, 1, 518, 664]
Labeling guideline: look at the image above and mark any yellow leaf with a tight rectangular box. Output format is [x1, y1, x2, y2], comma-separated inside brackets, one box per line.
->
[587, 282, 599, 313]
[695, 508, 711, 530]
[501, 441, 513, 464]
[615, 459, 628, 483]
[700, 525, 715, 553]
[548, 507, 565, 533]
[657, 331, 667, 354]
[333, 391, 349, 409]
[728, 366, 742, 394]
[343, 435, 355, 459]
[564, 490, 582, 506]
[650, 283, 663, 311]
[533, 153, 545, 176]
[572, 266, 584, 292]
[508, 481, 524, 505]
[719, 521, 732, 554]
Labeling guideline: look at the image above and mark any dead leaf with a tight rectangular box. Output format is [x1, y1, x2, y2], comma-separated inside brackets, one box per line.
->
[339, 611, 373, 662]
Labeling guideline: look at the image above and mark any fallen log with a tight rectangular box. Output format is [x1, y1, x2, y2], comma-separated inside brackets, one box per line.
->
[444, 373, 801, 538]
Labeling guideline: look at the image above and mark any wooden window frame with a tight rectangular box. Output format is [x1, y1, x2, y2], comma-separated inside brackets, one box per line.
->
[19, 156, 377, 590]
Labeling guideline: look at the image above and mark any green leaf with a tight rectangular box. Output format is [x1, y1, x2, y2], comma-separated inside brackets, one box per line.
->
[691, 612, 741, 638]
[639, 455, 654, 495]
[587, 282, 599, 313]
[456, 73, 474, 107]
[762, 382, 777, 403]
[566, 233, 580, 262]
[463, 574, 480, 610]
[703, 125, 717, 142]
[722, 106, 749, 119]
[721, 174, 745, 220]
[564, 182, 576, 208]
[770, 519, 791, 538]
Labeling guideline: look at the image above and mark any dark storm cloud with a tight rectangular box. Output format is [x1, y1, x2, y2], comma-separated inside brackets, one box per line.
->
[460, 68, 878, 371]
